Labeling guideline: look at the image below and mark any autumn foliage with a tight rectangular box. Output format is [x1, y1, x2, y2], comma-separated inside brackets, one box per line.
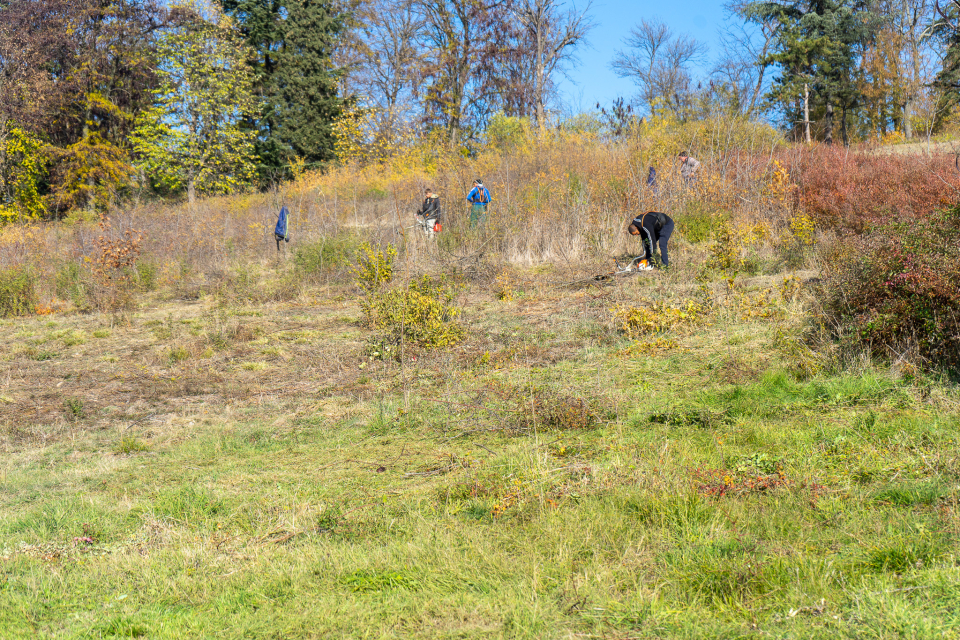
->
[790, 148, 960, 232]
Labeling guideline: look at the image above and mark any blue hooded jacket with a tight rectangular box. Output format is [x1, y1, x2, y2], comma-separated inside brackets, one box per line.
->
[275, 206, 289, 241]
[466, 184, 491, 204]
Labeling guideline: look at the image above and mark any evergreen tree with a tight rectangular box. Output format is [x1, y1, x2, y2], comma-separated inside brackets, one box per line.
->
[218, 0, 350, 182]
[743, 0, 874, 144]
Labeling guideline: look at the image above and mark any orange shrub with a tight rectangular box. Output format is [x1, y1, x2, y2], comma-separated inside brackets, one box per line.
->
[790, 148, 960, 232]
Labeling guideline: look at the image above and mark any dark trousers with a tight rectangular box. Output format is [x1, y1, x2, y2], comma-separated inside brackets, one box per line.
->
[657, 218, 674, 267]
[643, 218, 674, 267]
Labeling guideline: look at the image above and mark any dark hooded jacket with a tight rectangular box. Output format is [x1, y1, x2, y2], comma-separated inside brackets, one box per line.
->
[631, 211, 669, 236]
[418, 194, 441, 219]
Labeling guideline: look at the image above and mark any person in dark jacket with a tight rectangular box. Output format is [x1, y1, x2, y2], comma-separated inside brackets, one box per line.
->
[627, 211, 674, 268]
[416, 188, 441, 237]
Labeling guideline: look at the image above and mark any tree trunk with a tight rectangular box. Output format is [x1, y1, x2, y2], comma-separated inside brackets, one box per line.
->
[187, 175, 196, 205]
[803, 84, 811, 144]
[82, 107, 96, 215]
[841, 105, 849, 147]
[535, 30, 545, 127]
[824, 100, 834, 145]
[904, 0, 920, 140]
[904, 97, 914, 139]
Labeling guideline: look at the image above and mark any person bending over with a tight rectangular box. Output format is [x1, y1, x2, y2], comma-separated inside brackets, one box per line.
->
[627, 211, 674, 268]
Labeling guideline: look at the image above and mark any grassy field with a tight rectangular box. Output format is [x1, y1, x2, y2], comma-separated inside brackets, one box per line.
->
[1, 244, 959, 639]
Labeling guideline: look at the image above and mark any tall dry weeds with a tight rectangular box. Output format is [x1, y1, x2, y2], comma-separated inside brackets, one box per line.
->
[1, 117, 952, 310]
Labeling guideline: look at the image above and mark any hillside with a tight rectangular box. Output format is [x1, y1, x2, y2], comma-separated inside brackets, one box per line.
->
[2, 241, 959, 637]
[1, 135, 960, 638]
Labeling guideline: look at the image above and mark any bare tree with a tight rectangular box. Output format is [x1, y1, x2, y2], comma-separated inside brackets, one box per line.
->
[414, 0, 513, 143]
[512, 0, 592, 126]
[712, 1, 781, 116]
[342, 0, 425, 143]
[611, 18, 708, 116]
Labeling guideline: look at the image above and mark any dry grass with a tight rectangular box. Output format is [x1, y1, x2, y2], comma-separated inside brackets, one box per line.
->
[0, 122, 821, 317]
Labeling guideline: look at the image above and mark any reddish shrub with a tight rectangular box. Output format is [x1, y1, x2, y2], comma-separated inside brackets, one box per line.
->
[818, 205, 960, 371]
[790, 148, 960, 232]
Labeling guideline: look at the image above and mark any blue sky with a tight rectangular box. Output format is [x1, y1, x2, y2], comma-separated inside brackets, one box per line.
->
[556, 0, 732, 113]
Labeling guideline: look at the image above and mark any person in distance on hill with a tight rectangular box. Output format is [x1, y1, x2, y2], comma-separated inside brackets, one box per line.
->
[415, 188, 441, 237]
[678, 151, 700, 185]
[646, 166, 658, 194]
[627, 211, 674, 269]
[466, 179, 491, 227]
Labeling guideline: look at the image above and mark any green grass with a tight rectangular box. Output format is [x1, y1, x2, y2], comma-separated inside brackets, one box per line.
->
[0, 266, 37, 317]
[0, 269, 958, 639]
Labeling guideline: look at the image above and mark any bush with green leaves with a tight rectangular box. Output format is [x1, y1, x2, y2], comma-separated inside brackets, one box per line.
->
[352, 242, 396, 293]
[0, 267, 37, 317]
[294, 232, 361, 279]
[817, 205, 960, 372]
[361, 275, 464, 348]
[133, 261, 159, 291]
[56, 262, 87, 307]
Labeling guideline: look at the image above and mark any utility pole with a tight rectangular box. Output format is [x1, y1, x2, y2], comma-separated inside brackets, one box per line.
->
[803, 83, 811, 144]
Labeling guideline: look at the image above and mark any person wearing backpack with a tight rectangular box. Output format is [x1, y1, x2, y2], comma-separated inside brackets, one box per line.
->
[627, 211, 674, 268]
[466, 179, 491, 227]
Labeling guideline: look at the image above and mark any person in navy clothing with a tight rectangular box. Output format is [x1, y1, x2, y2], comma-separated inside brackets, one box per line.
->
[627, 211, 674, 268]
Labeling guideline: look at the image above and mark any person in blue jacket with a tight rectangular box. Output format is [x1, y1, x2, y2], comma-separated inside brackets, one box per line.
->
[466, 179, 491, 227]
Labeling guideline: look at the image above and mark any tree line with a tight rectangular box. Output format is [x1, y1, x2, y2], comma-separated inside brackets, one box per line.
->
[1, 0, 959, 218]
[0, 0, 348, 215]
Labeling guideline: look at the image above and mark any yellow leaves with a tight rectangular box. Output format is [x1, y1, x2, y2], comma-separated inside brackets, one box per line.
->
[612, 300, 703, 338]
[352, 242, 397, 293]
[0, 128, 48, 221]
[290, 157, 307, 182]
[486, 113, 531, 149]
[130, 11, 258, 199]
[332, 103, 415, 165]
[761, 160, 798, 211]
[84, 92, 126, 120]
[737, 221, 768, 249]
[51, 134, 133, 211]
[0, 205, 21, 224]
[361, 275, 465, 348]
[492, 272, 518, 301]
[880, 130, 905, 145]
[786, 212, 816, 247]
